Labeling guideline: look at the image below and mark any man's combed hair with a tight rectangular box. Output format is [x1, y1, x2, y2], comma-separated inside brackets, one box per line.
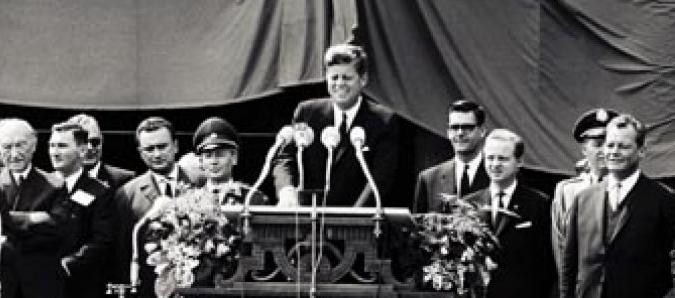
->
[450, 99, 486, 126]
[485, 128, 525, 158]
[324, 44, 368, 76]
[135, 117, 176, 144]
[607, 114, 646, 147]
[52, 122, 88, 145]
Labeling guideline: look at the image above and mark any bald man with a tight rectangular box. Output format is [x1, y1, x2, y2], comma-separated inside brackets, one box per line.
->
[0, 118, 69, 298]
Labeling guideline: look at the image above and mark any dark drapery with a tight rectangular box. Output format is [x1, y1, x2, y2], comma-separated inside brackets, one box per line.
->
[0, 0, 356, 108]
[359, 0, 675, 176]
[0, 0, 673, 176]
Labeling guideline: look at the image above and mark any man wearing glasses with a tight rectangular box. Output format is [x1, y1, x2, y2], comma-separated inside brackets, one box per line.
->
[413, 99, 490, 213]
[68, 114, 135, 191]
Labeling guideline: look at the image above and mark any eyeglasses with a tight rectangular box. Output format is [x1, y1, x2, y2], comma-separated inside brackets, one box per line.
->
[87, 138, 102, 147]
[448, 124, 478, 131]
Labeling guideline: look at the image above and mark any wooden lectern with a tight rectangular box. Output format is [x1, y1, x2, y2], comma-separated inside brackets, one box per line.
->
[176, 206, 421, 297]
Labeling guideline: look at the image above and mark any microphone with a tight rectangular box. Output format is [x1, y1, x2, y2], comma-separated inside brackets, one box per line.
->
[242, 125, 294, 234]
[293, 123, 314, 190]
[349, 126, 384, 237]
[321, 126, 340, 150]
[349, 126, 366, 149]
[130, 196, 172, 287]
[293, 122, 315, 148]
[320, 126, 340, 195]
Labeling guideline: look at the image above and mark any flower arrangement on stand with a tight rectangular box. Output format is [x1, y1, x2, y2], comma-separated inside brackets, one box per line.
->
[143, 188, 241, 298]
[414, 194, 499, 297]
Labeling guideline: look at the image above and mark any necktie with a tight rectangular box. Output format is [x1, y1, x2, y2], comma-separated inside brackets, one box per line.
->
[609, 182, 621, 211]
[164, 181, 173, 197]
[492, 191, 505, 226]
[460, 164, 471, 196]
[338, 112, 348, 141]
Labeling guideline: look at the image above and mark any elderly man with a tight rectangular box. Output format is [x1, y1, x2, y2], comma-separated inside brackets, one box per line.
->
[273, 43, 399, 207]
[413, 99, 490, 213]
[48, 122, 115, 298]
[193, 117, 267, 205]
[551, 109, 617, 281]
[113, 116, 202, 297]
[0, 118, 69, 298]
[68, 114, 135, 190]
[464, 129, 555, 298]
[561, 114, 675, 298]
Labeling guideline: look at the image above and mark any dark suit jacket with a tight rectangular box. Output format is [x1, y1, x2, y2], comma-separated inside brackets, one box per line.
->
[53, 173, 114, 298]
[272, 97, 399, 206]
[413, 159, 489, 213]
[113, 166, 203, 297]
[465, 184, 555, 298]
[97, 163, 135, 191]
[561, 175, 675, 298]
[0, 167, 69, 298]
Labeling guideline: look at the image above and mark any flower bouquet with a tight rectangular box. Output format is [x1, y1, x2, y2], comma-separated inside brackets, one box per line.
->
[414, 194, 499, 297]
[143, 188, 241, 298]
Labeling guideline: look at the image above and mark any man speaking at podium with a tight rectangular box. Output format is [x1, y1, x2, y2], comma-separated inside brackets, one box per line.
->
[273, 43, 399, 207]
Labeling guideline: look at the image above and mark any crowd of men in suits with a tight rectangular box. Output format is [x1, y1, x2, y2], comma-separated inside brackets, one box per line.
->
[413, 99, 675, 298]
[0, 42, 673, 298]
[0, 113, 266, 298]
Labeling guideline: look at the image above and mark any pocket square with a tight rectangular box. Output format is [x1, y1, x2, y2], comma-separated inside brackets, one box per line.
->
[70, 190, 95, 206]
[362, 146, 370, 152]
[515, 221, 532, 229]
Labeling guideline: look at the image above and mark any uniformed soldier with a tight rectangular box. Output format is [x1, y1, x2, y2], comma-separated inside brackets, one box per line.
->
[551, 108, 618, 278]
[193, 117, 268, 205]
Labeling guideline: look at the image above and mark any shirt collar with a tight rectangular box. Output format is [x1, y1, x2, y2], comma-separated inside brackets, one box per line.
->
[12, 164, 32, 183]
[88, 162, 102, 178]
[152, 165, 179, 184]
[607, 169, 640, 206]
[333, 96, 363, 129]
[206, 178, 234, 192]
[62, 167, 84, 192]
[490, 179, 517, 208]
[455, 152, 483, 186]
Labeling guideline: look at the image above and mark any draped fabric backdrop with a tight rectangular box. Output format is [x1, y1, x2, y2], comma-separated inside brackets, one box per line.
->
[0, 0, 674, 176]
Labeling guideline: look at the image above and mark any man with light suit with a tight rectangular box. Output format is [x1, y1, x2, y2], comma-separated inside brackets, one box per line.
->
[273, 43, 399, 207]
[413, 99, 490, 213]
[551, 109, 617, 282]
[113, 117, 202, 297]
[561, 114, 675, 298]
[464, 129, 555, 298]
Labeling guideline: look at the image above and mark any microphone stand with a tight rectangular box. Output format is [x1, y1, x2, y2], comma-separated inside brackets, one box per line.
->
[107, 197, 168, 297]
[310, 144, 334, 298]
[242, 136, 284, 235]
[353, 148, 384, 237]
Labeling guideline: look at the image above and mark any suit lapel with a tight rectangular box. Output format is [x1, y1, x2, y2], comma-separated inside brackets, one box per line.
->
[97, 165, 112, 187]
[495, 186, 522, 236]
[139, 172, 160, 205]
[608, 176, 643, 244]
[0, 169, 18, 205]
[590, 182, 608, 244]
[471, 160, 490, 193]
[334, 101, 355, 165]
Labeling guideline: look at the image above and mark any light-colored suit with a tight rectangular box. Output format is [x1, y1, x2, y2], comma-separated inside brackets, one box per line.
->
[561, 175, 675, 298]
[551, 174, 594, 276]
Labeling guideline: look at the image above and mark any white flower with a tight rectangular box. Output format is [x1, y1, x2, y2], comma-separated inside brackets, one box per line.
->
[144, 242, 159, 253]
